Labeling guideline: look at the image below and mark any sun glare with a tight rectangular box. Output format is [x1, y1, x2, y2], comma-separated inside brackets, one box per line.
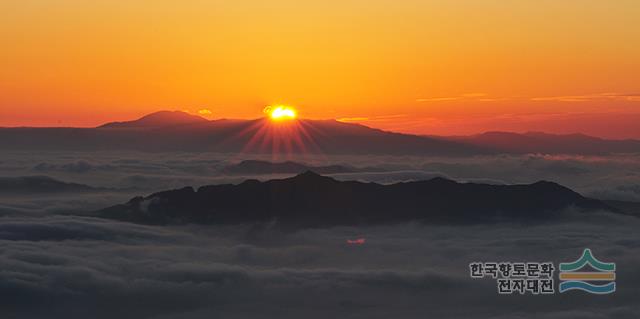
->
[265, 105, 297, 121]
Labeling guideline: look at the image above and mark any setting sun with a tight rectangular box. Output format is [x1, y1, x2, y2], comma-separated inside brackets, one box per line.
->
[265, 105, 298, 121]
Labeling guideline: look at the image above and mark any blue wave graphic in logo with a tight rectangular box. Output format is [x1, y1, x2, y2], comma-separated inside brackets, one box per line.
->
[559, 281, 616, 294]
[558, 248, 616, 294]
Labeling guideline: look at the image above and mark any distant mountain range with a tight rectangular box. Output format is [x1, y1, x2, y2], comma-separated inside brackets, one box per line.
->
[0, 176, 103, 194]
[438, 131, 640, 155]
[1, 111, 639, 155]
[94, 172, 619, 227]
[222, 160, 381, 175]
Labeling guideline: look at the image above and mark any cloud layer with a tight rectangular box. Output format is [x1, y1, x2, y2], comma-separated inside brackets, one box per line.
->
[0, 214, 639, 318]
[1, 151, 640, 217]
[1, 150, 639, 317]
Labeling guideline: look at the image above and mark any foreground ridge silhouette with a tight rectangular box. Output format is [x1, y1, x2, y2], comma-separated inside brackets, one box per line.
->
[95, 171, 617, 227]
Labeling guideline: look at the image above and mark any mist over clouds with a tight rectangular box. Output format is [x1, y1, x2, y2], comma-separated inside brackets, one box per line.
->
[1, 151, 639, 213]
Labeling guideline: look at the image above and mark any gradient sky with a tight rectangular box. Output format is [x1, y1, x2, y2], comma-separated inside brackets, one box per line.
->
[1, 0, 639, 138]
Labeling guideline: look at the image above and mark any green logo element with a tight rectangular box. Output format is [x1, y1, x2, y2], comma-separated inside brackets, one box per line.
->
[558, 248, 615, 294]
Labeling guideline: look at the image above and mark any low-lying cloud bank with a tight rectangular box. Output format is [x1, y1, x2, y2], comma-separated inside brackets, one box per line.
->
[1, 151, 639, 219]
[1, 214, 639, 318]
[2, 151, 640, 200]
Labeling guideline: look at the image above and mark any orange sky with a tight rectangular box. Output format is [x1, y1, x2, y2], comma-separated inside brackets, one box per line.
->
[1, 1, 639, 138]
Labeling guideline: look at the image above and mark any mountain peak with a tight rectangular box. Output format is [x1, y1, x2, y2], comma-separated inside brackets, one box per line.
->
[296, 170, 323, 178]
[289, 170, 336, 183]
[98, 111, 208, 128]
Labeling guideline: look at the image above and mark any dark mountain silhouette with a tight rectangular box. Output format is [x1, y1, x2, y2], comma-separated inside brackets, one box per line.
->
[0, 176, 102, 193]
[438, 131, 640, 155]
[222, 160, 378, 175]
[98, 111, 209, 128]
[0, 111, 488, 155]
[95, 172, 617, 227]
[2, 111, 638, 155]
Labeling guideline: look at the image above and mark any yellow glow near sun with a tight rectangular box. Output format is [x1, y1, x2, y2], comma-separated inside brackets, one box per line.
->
[264, 105, 297, 121]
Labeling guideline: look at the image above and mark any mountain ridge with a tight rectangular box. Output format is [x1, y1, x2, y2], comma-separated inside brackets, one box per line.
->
[0, 176, 105, 193]
[94, 171, 618, 227]
[0, 112, 488, 155]
[98, 111, 209, 128]
[222, 160, 370, 175]
[437, 131, 640, 154]
[2, 111, 639, 155]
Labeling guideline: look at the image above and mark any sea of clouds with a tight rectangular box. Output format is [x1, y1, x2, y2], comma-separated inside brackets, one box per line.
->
[1, 151, 640, 213]
[1, 214, 639, 318]
[0, 151, 639, 318]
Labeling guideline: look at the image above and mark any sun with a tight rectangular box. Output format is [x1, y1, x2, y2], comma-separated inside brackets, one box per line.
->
[264, 105, 297, 121]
